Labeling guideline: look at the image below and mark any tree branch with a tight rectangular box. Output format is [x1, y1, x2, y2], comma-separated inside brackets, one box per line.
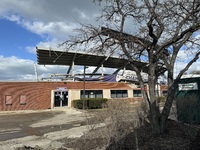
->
[176, 50, 200, 80]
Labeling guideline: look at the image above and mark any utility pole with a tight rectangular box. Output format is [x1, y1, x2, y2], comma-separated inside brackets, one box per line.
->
[83, 65, 87, 109]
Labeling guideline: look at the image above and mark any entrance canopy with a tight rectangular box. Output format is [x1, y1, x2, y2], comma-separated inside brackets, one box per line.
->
[36, 47, 148, 75]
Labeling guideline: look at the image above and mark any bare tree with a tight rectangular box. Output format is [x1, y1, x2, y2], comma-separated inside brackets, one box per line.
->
[190, 70, 200, 74]
[63, 0, 200, 134]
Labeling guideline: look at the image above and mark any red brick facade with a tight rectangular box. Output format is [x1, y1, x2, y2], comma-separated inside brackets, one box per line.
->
[0, 81, 137, 111]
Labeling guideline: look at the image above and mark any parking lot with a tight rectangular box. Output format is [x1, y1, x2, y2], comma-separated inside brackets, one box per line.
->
[0, 108, 91, 149]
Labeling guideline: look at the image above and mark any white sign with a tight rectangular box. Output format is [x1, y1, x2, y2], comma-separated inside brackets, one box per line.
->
[178, 82, 198, 91]
[56, 87, 67, 91]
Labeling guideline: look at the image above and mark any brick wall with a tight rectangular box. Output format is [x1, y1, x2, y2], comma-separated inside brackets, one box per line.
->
[0, 82, 68, 111]
[0, 81, 143, 111]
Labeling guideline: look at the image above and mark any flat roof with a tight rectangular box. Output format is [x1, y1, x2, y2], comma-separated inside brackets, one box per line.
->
[36, 47, 148, 73]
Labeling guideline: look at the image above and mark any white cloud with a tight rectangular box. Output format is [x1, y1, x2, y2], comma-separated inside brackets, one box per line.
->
[176, 50, 190, 62]
[0, 55, 69, 81]
[4, 14, 21, 22]
[0, 0, 99, 23]
[21, 20, 76, 39]
[0, 55, 35, 81]
[37, 39, 61, 48]
[34, 37, 102, 55]
[4, 14, 78, 41]
[25, 46, 36, 54]
[26, 38, 66, 54]
[72, 8, 90, 20]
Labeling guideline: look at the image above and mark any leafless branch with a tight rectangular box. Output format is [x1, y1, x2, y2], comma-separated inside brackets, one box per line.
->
[176, 50, 200, 80]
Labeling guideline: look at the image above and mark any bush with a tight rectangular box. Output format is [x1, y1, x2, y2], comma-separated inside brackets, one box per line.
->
[73, 98, 108, 109]
[77, 99, 143, 150]
[157, 96, 166, 103]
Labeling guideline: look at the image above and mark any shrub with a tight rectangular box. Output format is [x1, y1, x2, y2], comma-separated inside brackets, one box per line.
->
[73, 98, 108, 109]
[77, 99, 144, 150]
[157, 96, 166, 103]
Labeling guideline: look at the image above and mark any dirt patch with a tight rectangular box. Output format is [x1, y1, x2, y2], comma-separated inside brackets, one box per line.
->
[61, 119, 200, 150]
[106, 119, 200, 150]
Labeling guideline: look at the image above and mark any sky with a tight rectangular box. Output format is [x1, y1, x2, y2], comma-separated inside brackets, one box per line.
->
[0, 0, 199, 81]
[0, 0, 102, 81]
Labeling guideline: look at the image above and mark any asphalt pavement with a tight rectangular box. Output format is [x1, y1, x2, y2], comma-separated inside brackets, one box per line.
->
[0, 108, 91, 149]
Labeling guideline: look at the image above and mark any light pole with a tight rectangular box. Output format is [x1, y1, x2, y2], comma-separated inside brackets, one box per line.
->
[83, 65, 87, 109]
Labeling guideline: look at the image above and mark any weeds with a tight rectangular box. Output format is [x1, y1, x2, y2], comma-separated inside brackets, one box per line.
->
[75, 99, 148, 150]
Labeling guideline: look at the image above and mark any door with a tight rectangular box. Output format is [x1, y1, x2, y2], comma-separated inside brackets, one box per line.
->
[54, 90, 68, 107]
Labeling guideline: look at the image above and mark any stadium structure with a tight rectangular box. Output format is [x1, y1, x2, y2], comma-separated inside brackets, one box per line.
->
[0, 47, 167, 111]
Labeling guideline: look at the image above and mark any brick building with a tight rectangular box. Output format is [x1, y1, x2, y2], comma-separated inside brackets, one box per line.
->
[0, 81, 144, 111]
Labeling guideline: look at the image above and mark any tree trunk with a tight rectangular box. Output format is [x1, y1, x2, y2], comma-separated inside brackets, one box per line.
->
[160, 70, 176, 133]
[160, 85, 176, 133]
[148, 63, 161, 134]
[149, 101, 161, 134]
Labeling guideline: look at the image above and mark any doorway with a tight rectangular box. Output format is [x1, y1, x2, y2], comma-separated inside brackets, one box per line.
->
[54, 90, 68, 107]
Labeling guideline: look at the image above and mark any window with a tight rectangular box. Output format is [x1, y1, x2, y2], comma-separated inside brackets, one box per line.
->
[111, 90, 128, 98]
[80, 90, 103, 99]
[162, 91, 168, 96]
[20, 95, 26, 105]
[5, 95, 12, 105]
[133, 90, 142, 97]
[89, 92, 95, 98]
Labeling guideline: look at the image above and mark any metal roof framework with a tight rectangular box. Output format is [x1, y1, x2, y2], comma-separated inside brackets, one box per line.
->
[36, 47, 148, 77]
